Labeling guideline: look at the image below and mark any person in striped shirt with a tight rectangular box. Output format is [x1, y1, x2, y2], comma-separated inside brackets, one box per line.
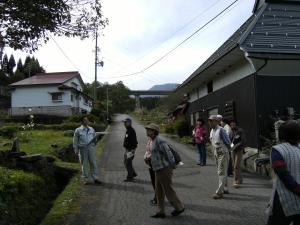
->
[268, 120, 300, 225]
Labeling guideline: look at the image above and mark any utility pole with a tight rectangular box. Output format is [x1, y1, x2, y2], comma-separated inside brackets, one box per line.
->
[106, 86, 109, 120]
[94, 29, 98, 102]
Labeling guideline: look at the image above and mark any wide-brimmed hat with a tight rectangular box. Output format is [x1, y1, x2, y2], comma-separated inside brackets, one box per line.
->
[145, 123, 160, 133]
[208, 115, 218, 121]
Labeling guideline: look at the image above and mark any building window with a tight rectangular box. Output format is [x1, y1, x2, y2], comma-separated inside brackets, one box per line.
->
[71, 94, 74, 102]
[51, 92, 63, 102]
[84, 98, 89, 106]
[207, 81, 213, 93]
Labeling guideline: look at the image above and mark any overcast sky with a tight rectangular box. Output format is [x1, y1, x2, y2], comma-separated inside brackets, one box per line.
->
[5, 0, 256, 90]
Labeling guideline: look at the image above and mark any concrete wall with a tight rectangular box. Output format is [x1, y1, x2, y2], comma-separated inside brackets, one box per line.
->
[11, 86, 70, 107]
[10, 105, 73, 117]
[11, 76, 92, 116]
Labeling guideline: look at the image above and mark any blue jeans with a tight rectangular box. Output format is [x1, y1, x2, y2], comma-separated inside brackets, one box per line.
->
[196, 143, 206, 165]
[79, 146, 99, 182]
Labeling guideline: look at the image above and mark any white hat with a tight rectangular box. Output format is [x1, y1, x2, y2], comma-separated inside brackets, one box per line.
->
[208, 115, 218, 121]
[216, 115, 223, 121]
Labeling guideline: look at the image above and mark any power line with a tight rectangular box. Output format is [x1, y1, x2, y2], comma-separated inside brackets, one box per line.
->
[102, 55, 163, 84]
[50, 35, 91, 79]
[102, 0, 239, 79]
[102, 0, 223, 78]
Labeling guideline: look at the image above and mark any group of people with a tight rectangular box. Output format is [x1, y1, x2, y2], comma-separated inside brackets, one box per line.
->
[192, 114, 246, 198]
[73, 116, 300, 224]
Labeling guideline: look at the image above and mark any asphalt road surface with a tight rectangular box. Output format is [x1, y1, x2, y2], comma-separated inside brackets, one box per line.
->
[65, 114, 272, 225]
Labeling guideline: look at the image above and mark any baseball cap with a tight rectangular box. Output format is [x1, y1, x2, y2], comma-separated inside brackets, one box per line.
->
[122, 118, 132, 123]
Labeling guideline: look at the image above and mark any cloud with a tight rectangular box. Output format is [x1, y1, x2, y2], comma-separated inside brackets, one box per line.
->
[4, 0, 256, 90]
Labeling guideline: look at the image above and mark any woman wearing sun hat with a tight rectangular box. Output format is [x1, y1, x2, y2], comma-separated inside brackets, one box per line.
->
[145, 123, 185, 218]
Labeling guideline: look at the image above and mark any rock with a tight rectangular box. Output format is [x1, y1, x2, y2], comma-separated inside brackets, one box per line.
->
[64, 130, 74, 137]
[45, 155, 56, 163]
[7, 151, 26, 158]
[20, 154, 43, 162]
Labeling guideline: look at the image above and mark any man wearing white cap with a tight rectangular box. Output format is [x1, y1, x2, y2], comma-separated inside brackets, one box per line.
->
[209, 115, 231, 199]
[217, 115, 233, 177]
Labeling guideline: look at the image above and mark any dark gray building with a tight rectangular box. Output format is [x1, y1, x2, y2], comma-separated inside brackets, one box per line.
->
[176, 0, 300, 149]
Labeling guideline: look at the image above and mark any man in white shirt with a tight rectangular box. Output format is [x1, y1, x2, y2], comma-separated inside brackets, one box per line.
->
[73, 116, 101, 185]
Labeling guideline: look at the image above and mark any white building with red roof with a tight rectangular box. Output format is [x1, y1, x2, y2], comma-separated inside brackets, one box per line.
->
[9, 71, 92, 117]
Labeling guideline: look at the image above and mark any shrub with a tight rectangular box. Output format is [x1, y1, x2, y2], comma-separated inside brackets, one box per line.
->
[34, 122, 106, 132]
[0, 167, 52, 225]
[164, 123, 175, 134]
[173, 118, 190, 138]
[67, 114, 100, 123]
[0, 125, 20, 138]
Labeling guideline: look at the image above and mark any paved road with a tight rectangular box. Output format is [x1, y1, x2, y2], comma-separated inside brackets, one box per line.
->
[66, 115, 272, 225]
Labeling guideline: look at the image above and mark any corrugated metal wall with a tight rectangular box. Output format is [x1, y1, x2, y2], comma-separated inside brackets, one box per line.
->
[256, 75, 300, 146]
[187, 75, 258, 148]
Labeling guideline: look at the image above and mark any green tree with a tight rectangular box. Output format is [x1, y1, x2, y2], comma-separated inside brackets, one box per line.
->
[23, 56, 45, 78]
[16, 59, 24, 73]
[10, 59, 25, 83]
[84, 81, 135, 115]
[7, 54, 16, 76]
[1, 53, 8, 73]
[0, 0, 108, 51]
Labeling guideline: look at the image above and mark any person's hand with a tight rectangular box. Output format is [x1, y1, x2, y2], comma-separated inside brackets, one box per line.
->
[144, 158, 150, 165]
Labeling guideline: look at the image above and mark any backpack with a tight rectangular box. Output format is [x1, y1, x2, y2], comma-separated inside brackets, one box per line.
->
[168, 144, 182, 166]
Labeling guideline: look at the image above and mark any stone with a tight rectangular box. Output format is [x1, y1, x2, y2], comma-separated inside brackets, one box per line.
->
[64, 130, 74, 137]
[20, 154, 43, 162]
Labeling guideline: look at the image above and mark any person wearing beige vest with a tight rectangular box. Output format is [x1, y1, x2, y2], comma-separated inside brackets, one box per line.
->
[209, 115, 231, 199]
[268, 120, 300, 225]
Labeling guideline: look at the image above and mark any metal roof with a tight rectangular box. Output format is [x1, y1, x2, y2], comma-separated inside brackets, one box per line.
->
[10, 71, 82, 86]
[179, 14, 257, 89]
[178, 1, 300, 91]
[241, 2, 300, 54]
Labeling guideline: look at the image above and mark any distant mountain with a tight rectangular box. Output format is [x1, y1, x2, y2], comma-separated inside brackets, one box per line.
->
[149, 83, 178, 91]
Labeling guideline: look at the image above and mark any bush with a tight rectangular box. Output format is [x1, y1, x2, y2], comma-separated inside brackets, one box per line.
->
[34, 122, 106, 132]
[0, 167, 52, 225]
[164, 123, 175, 134]
[0, 125, 20, 138]
[173, 118, 190, 138]
[67, 114, 99, 123]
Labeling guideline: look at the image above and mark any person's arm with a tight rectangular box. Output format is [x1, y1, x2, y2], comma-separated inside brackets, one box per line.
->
[203, 127, 208, 142]
[73, 129, 79, 154]
[232, 130, 245, 150]
[271, 148, 300, 196]
[219, 128, 231, 149]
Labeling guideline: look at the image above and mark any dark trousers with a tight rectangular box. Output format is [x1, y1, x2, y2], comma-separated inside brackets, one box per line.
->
[149, 165, 156, 200]
[196, 143, 206, 165]
[267, 192, 300, 225]
[228, 151, 233, 176]
[124, 152, 136, 179]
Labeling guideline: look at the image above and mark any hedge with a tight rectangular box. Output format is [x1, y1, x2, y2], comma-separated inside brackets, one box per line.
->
[35, 122, 106, 132]
[0, 125, 20, 138]
[0, 167, 53, 225]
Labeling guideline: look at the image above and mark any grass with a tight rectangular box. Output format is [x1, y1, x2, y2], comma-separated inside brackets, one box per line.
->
[40, 131, 108, 225]
[20, 130, 72, 156]
[0, 126, 108, 225]
[0, 130, 72, 158]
